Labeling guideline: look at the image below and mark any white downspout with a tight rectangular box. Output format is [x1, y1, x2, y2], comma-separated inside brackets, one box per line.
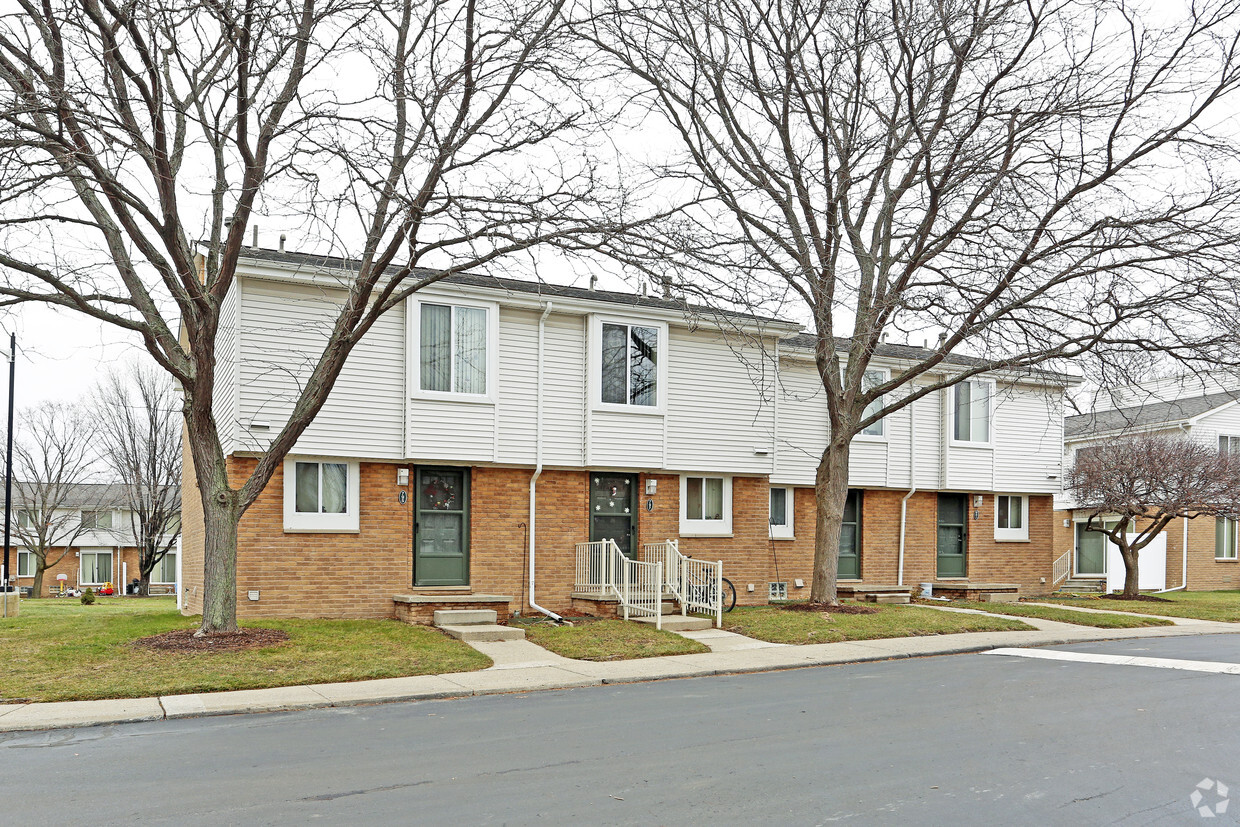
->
[898, 393, 917, 587]
[529, 302, 563, 621]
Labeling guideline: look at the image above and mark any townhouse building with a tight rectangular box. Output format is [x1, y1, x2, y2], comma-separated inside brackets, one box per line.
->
[181, 248, 1075, 621]
[1056, 378, 1240, 593]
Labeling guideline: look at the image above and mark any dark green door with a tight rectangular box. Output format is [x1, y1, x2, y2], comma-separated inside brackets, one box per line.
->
[589, 473, 637, 557]
[414, 467, 469, 586]
[936, 493, 968, 578]
[838, 489, 862, 580]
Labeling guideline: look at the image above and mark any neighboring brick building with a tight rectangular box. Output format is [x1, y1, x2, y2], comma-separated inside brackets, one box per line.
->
[1055, 378, 1240, 592]
[6, 482, 180, 596]
[181, 248, 1077, 622]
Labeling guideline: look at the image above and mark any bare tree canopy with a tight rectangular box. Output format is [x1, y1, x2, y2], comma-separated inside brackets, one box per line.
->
[589, 0, 1240, 603]
[0, 0, 645, 632]
[94, 364, 182, 596]
[9, 403, 106, 597]
[1065, 432, 1240, 596]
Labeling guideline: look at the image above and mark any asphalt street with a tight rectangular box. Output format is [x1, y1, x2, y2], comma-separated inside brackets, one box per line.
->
[5, 634, 1240, 825]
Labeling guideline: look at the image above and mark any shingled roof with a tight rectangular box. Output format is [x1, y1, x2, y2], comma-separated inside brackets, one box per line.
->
[1064, 390, 1240, 438]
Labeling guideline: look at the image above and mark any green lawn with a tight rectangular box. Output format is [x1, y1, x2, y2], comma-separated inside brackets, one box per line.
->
[722, 603, 1033, 645]
[1042, 590, 1240, 623]
[1, 597, 490, 703]
[513, 618, 709, 660]
[933, 600, 1174, 628]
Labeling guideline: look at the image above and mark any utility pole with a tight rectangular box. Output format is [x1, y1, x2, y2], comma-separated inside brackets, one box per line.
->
[2, 332, 14, 616]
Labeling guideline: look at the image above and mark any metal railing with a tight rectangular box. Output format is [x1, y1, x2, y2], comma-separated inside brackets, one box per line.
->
[642, 538, 723, 629]
[1052, 551, 1071, 587]
[574, 539, 664, 628]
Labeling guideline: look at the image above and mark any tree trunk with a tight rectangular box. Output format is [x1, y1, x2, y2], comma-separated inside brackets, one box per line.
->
[810, 438, 852, 606]
[1121, 548, 1140, 598]
[198, 490, 240, 634]
[138, 572, 151, 597]
[31, 563, 44, 598]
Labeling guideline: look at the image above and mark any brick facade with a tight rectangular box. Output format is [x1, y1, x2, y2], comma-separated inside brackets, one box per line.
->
[15, 545, 147, 596]
[177, 453, 1066, 620]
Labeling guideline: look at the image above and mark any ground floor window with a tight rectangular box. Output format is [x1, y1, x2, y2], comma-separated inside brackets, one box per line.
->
[80, 550, 113, 585]
[283, 457, 361, 533]
[154, 552, 177, 584]
[769, 487, 794, 539]
[994, 495, 1028, 542]
[680, 475, 732, 536]
[839, 489, 862, 579]
[1217, 518, 1239, 560]
[1075, 519, 1122, 576]
[16, 549, 34, 577]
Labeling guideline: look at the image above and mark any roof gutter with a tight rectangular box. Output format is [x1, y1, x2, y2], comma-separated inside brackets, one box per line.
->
[528, 302, 563, 622]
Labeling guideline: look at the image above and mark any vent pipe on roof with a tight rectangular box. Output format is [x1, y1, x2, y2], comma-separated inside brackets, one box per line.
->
[589, 274, 597, 290]
[660, 275, 673, 298]
[251, 225, 258, 249]
[279, 234, 286, 253]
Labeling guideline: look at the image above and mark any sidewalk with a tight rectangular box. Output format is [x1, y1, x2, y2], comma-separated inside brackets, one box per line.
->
[1, 619, 1236, 733]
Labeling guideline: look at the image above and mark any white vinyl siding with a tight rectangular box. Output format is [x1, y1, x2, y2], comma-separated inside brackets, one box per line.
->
[213, 281, 241, 454]
[238, 278, 405, 460]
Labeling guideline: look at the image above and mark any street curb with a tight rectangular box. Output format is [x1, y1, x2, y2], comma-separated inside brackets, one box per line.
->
[1, 625, 1235, 733]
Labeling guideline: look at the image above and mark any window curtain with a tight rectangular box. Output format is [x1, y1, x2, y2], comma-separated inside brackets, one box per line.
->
[686, 477, 703, 520]
[322, 463, 348, 514]
[953, 383, 971, 440]
[704, 478, 724, 520]
[601, 323, 628, 404]
[420, 303, 451, 392]
[454, 307, 487, 393]
[17, 550, 33, 577]
[769, 487, 787, 526]
[970, 381, 990, 442]
[295, 462, 320, 513]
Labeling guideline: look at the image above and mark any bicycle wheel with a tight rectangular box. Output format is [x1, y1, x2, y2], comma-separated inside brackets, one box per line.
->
[720, 577, 737, 612]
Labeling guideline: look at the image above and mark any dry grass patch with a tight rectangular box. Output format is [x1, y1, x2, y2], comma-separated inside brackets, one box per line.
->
[723, 602, 1032, 645]
[929, 600, 1173, 628]
[514, 617, 709, 661]
[1, 597, 490, 703]
[1044, 590, 1240, 623]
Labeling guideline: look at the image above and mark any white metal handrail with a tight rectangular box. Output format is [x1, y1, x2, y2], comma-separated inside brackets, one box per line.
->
[575, 539, 664, 628]
[642, 538, 723, 628]
[1052, 551, 1071, 586]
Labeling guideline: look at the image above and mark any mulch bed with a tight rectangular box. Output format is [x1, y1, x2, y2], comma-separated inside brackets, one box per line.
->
[132, 628, 290, 653]
[780, 602, 880, 615]
[1099, 593, 1173, 603]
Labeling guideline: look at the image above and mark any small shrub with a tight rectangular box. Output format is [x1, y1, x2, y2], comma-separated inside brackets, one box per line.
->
[81, 588, 96, 605]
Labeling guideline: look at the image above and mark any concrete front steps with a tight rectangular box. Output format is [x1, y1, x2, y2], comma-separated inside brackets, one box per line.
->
[633, 614, 714, 632]
[1058, 578, 1106, 593]
[433, 609, 525, 643]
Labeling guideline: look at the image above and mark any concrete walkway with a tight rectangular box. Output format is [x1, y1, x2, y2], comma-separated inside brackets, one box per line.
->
[1, 617, 1237, 734]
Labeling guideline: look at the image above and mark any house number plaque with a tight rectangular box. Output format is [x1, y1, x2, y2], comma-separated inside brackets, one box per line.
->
[398, 490, 408, 505]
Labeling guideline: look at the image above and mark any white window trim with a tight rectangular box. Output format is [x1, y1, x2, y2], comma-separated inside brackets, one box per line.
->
[769, 486, 794, 540]
[847, 365, 889, 442]
[588, 314, 669, 415]
[152, 551, 178, 585]
[16, 549, 34, 578]
[79, 548, 114, 586]
[1073, 516, 1122, 577]
[283, 457, 362, 533]
[407, 295, 500, 404]
[948, 378, 995, 448]
[993, 494, 1029, 542]
[1220, 434, 1240, 455]
[1217, 517, 1239, 561]
[679, 474, 733, 537]
[80, 509, 116, 531]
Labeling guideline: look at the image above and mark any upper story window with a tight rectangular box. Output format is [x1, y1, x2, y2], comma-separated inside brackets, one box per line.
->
[680, 474, 732, 536]
[951, 379, 992, 444]
[860, 369, 887, 437]
[17, 509, 31, 528]
[994, 494, 1029, 542]
[420, 303, 488, 395]
[81, 510, 113, 530]
[769, 486, 794, 540]
[1220, 435, 1240, 455]
[602, 322, 658, 406]
[592, 316, 668, 412]
[283, 457, 361, 533]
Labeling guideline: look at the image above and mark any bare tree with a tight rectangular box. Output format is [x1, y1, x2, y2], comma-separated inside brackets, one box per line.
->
[94, 364, 181, 597]
[1065, 433, 1240, 597]
[589, 0, 1240, 604]
[0, 1, 643, 633]
[10, 403, 108, 597]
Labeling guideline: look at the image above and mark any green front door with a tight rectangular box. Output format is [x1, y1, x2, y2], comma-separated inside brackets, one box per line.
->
[589, 473, 637, 557]
[1075, 520, 1112, 576]
[838, 489, 861, 580]
[936, 493, 968, 578]
[414, 467, 469, 586]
